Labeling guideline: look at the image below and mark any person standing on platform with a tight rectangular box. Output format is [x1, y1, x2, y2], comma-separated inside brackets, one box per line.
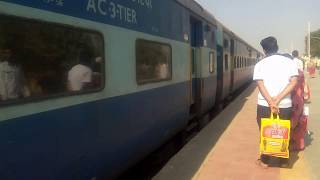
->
[290, 50, 307, 151]
[317, 59, 320, 73]
[253, 37, 298, 167]
[307, 60, 316, 78]
[292, 50, 304, 71]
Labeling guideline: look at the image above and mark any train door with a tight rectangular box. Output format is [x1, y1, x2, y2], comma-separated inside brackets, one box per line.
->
[221, 37, 231, 100]
[215, 45, 224, 106]
[230, 39, 235, 93]
[189, 17, 203, 114]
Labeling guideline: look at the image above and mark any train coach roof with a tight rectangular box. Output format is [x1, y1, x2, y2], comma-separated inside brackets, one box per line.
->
[222, 24, 261, 54]
[175, 0, 217, 25]
[176, 0, 262, 54]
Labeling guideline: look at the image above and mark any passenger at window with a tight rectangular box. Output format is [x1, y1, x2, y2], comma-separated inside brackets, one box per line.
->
[0, 47, 30, 100]
[92, 56, 103, 88]
[67, 51, 93, 91]
[27, 72, 44, 96]
[156, 62, 168, 79]
[92, 56, 103, 73]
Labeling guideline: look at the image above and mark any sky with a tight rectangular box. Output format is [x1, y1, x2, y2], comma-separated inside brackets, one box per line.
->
[195, 0, 320, 54]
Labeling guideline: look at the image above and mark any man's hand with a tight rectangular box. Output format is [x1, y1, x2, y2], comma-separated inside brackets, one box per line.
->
[256, 80, 280, 114]
[269, 100, 279, 114]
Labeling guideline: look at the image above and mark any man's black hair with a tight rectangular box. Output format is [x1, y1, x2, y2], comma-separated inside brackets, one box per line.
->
[292, 50, 299, 58]
[260, 36, 279, 55]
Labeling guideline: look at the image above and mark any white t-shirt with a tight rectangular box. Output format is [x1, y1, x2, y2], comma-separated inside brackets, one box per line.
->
[293, 58, 303, 71]
[68, 64, 92, 91]
[253, 55, 298, 108]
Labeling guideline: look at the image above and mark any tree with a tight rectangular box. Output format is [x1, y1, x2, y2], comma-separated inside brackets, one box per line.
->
[309, 29, 320, 57]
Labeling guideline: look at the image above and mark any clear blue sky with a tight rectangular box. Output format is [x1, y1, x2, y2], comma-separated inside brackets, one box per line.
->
[195, 0, 320, 54]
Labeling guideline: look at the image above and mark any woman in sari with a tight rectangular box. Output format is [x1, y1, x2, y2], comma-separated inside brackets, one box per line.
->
[291, 51, 308, 151]
[307, 61, 316, 78]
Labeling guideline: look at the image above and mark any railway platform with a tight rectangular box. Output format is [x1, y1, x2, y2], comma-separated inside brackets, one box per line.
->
[153, 76, 320, 180]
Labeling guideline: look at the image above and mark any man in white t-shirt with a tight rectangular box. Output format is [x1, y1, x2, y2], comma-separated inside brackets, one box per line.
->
[253, 37, 298, 167]
[0, 48, 30, 100]
[292, 50, 304, 71]
[67, 51, 93, 91]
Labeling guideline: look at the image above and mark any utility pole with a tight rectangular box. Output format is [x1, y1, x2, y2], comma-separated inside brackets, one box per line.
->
[308, 22, 311, 60]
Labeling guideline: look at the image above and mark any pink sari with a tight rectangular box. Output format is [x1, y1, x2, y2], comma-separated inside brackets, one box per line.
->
[291, 70, 308, 150]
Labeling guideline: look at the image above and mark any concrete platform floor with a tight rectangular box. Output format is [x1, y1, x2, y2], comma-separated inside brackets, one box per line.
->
[153, 76, 320, 180]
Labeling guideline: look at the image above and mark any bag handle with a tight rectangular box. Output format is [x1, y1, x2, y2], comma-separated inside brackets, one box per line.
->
[270, 113, 280, 120]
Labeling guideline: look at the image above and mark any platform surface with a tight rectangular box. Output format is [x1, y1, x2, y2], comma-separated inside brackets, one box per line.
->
[153, 76, 320, 180]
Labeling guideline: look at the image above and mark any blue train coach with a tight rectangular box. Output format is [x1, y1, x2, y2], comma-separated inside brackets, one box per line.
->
[0, 0, 261, 179]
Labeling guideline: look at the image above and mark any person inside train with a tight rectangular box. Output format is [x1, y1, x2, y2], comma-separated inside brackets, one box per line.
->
[253, 36, 298, 167]
[0, 45, 30, 101]
[67, 50, 93, 91]
[91, 56, 103, 88]
[156, 61, 169, 79]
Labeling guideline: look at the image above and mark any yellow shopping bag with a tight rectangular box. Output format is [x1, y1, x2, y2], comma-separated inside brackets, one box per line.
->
[260, 114, 291, 158]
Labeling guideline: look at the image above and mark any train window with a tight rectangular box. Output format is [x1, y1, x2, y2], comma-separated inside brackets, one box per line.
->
[224, 39, 229, 49]
[209, 52, 215, 73]
[224, 54, 229, 71]
[0, 15, 104, 104]
[243, 57, 245, 67]
[136, 39, 172, 84]
[236, 56, 239, 68]
[241, 57, 243, 68]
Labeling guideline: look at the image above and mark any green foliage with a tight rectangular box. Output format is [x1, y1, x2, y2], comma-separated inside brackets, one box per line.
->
[311, 29, 320, 57]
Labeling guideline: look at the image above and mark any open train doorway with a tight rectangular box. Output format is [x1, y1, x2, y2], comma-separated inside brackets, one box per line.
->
[215, 45, 224, 107]
[189, 17, 203, 115]
[230, 39, 235, 93]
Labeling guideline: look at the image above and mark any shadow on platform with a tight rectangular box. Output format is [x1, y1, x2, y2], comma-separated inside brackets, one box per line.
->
[305, 130, 314, 148]
[267, 130, 314, 169]
[153, 84, 256, 180]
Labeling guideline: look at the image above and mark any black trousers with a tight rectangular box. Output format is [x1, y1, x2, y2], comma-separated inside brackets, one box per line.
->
[257, 105, 292, 162]
[256, 105, 292, 129]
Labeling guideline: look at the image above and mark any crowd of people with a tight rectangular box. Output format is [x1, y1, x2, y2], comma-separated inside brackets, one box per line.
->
[306, 59, 320, 78]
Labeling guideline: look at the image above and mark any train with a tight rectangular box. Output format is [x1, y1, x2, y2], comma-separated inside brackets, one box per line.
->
[0, 0, 262, 179]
